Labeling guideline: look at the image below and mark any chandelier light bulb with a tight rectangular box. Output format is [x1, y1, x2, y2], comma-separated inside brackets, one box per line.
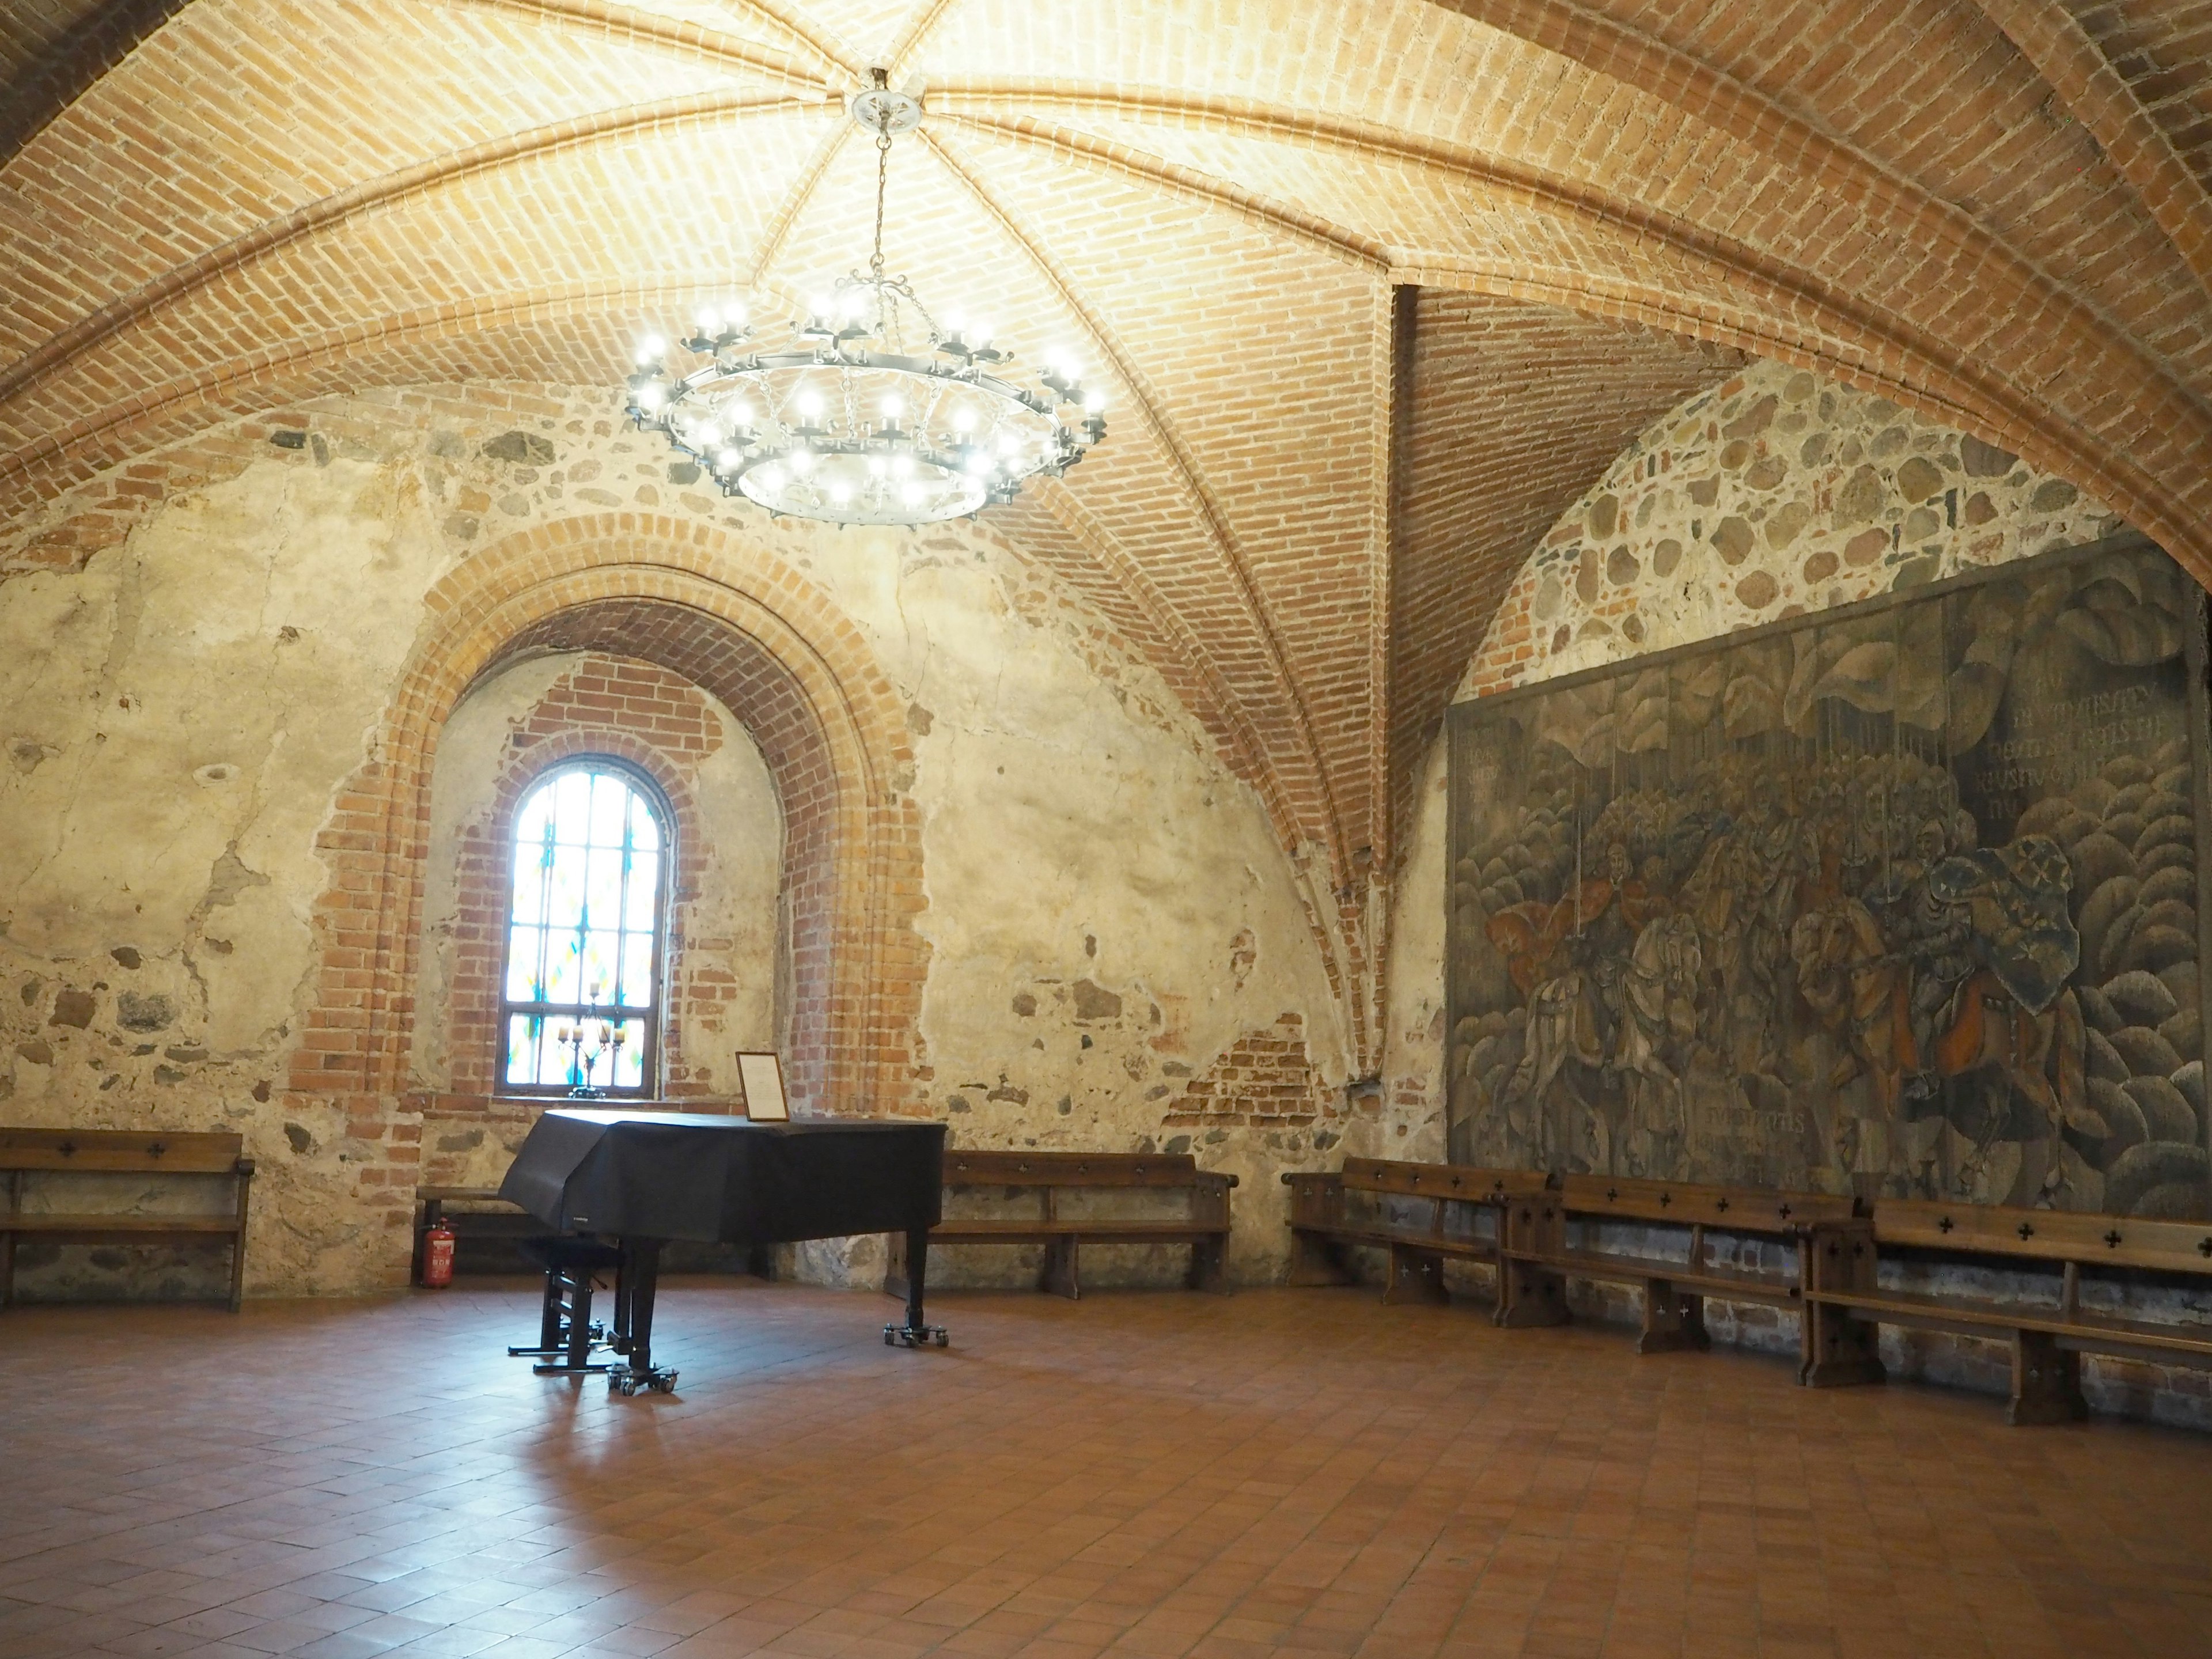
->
[716, 447, 741, 470]
[726, 300, 747, 325]
[892, 454, 914, 478]
[830, 483, 853, 506]
[945, 310, 967, 338]
[635, 334, 665, 364]
[695, 305, 719, 332]
[950, 407, 976, 434]
[808, 294, 834, 320]
[1083, 391, 1107, 414]
[975, 320, 994, 344]
[900, 482, 924, 506]
[789, 448, 816, 475]
[637, 385, 663, 411]
[730, 401, 753, 426]
[868, 456, 888, 477]
[796, 389, 824, 422]
[757, 465, 785, 491]
[881, 393, 904, 421]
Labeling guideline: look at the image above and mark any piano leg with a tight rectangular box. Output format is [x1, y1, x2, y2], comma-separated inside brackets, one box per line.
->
[608, 1237, 678, 1395]
[883, 1226, 949, 1349]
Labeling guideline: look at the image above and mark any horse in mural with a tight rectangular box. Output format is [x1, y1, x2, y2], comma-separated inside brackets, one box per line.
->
[1500, 912, 1704, 1175]
[1790, 838, 2090, 1202]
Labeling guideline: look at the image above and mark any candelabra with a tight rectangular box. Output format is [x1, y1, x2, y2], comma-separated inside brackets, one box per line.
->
[555, 1014, 627, 1099]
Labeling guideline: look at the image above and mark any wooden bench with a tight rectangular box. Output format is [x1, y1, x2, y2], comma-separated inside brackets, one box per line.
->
[1282, 1157, 1550, 1305]
[412, 1185, 532, 1281]
[895, 1150, 1237, 1298]
[0, 1127, 253, 1310]
[1803, 1198, 2212, 1423]
[1497, 1174, 1860, 1371]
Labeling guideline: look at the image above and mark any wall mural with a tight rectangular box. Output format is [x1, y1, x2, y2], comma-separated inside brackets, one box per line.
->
[1447, 534, 2211, 1217]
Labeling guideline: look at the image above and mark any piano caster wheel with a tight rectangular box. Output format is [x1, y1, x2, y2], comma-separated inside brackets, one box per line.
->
[883, 1323, 949, 1350]
[609, 1365, 677, 1396]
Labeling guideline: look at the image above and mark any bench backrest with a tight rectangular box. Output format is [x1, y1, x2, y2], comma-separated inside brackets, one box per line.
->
[1873, 1198, 2212, 1273]
[942, 1149, 1224, 1188]
[0, 1126, 245, 1175]
[1559, 1173, 1855, 1232]
[1340, 1158, 1548, 1202]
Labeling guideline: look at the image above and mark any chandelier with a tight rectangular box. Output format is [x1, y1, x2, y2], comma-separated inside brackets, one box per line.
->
[623, 76, 1107, 526]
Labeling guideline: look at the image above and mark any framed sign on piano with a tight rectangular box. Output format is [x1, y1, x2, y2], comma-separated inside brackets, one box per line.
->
[734, 1051, 790, 1121]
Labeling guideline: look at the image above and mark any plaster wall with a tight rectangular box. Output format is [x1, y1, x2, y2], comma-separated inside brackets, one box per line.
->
[0, 384, 1346, 1296]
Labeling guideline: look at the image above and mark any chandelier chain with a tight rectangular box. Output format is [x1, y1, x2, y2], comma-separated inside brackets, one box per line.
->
[871, 116, 891, 281]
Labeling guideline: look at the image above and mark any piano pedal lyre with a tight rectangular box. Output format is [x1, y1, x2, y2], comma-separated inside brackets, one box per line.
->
[513, 1236, 625, 1375]
[884, 1321, 949, 1348]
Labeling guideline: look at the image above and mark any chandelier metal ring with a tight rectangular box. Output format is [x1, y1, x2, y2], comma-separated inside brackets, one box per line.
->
[621, 74, 1105, 528]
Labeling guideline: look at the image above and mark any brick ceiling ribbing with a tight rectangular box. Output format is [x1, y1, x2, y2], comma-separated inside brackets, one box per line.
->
[3, 0, 2211, 910]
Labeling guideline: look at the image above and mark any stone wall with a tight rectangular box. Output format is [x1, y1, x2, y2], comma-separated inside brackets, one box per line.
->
[0, 382, 1345, 1296]
[1378, 357, 2212, 1426]
[1461, 358, 2129, 696]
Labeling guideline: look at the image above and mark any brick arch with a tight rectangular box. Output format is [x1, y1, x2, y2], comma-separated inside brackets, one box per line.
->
[289, 512, 926, 1141]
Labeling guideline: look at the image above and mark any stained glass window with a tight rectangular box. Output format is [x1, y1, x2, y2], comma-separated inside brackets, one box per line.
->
[500, 763, 664, 1094]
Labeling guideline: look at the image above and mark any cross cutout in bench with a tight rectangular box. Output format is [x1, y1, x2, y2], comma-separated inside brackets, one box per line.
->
[1716, 1197, 1730, 1213]
[2105, 1230, 2123, 1249]
[1778, 1203, 1792, 1219]
[2017, 1221, 2035, 1240]
[1658, 1192, 1672, 1207]
[1938, 1216, 1955, 1233]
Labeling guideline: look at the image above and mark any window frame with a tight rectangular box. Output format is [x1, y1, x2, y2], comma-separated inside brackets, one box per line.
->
[494, 755, 673, 1100]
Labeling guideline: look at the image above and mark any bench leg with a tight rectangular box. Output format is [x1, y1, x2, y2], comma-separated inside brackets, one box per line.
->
[2009, 1331, 2088, 1426]
[1287, 1229, 1358, 1287]
[1637, 1279, 1710, 1354]
[1494, 1260, 1569, 1328]
[1187, 1234, 1230, 1294]
[1384, 1243, 1449, 1306]
[1040, 1235, 1081, 1300]
[1801, 1302, 1887, 1388]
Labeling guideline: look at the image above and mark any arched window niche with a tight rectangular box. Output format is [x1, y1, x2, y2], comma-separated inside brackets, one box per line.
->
[499, 758, 671, 1097]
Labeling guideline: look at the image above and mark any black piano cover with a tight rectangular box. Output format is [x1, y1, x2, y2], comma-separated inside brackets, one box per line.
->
[498, 1111, 945, 1244]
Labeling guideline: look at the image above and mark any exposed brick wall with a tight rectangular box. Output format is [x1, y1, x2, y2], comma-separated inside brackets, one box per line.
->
[279, 512, 925, 1278]
[440, 654, 725, 1103]
[1165, 1013, 1344, 1132]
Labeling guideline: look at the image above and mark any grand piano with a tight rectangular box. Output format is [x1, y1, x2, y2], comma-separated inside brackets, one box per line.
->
[499, 1109, 948, 1392]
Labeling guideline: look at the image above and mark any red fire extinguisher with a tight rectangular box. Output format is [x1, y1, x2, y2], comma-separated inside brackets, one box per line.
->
[422, 1220, 456, 1288]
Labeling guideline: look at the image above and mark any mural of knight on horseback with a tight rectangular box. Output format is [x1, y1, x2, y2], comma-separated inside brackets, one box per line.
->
[1449, 540, 2209, 1219]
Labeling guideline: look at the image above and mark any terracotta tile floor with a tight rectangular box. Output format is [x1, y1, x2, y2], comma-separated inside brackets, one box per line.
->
[4, 1282, 2212, 1659]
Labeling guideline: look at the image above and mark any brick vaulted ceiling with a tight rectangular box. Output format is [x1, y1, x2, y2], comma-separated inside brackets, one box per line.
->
[7, 0, 2212, 1066]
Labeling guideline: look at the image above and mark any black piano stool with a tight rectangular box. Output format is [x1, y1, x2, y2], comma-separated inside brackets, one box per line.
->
[510, 1235, 625, 1378]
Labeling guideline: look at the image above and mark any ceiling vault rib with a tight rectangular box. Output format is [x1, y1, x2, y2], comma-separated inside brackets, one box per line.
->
[1026, 482, 1292, 839]
[435, 0, 835, 89]
[1967, 0, 2212, 304]
[930, 79, 2210, 441]
[917, 124, 1355, 880]
[744, 119, 853, 286]
[0, 0, 195, 172]
[882, 0, 964, 84]
[0, 93, 825, 419]
[0, 277, 728, 501]
[933, 111, 1388, 270]
[1401, 251, 2208, 582]
[1427, 0, 2212, 314]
